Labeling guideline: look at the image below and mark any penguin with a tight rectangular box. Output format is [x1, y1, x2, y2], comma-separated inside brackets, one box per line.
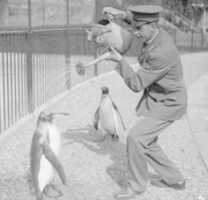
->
[93, 86, 126, 141]
[30, 112, 67, 200]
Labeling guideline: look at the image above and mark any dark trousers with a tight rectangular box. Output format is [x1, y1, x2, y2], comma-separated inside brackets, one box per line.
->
[127, 116, 184, 192]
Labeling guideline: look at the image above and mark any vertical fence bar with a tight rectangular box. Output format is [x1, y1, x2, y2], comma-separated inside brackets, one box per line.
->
[23, 53, 27, 115]
[34, 55, 37, 107]
[2, 41, 8, 129]
[14, 50, 18, 122]
[6, 40, 11, 128]
[37, 55, 40, 106]
[191, 30, 194, 50]
[20, 50, 24, 117]
[0, 39, 3, 132]
[17, 50, 21, 121]
[32, 55, 35, 107]
[201, 29, 204, 48]
[14, 49, 18, 123]
[43, 55, 46, 103]
[14, 50, 18, 121]
[40, 55, 43, 105]
[0, 50, 2, 133]
[11, 49, 16, 124]
[94, 48, 99, 76]
[5, 45, 10, 127]
[65, 0, 71, 89]
[12, 44, 17, 123]
[27, 0, 34, 113]
[41, 0, 45, 26]
[40, 55, 44, 103]
[11, 50, 15, 124]
[35, 55, 38, 106]
[93, 0, 98, 76]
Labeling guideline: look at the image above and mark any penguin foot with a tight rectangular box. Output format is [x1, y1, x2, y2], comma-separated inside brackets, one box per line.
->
[44, 184, 63, 198]
[111, 134, 119, 141]
[93, 135, 106, 143]
[35, 191, 43, 200]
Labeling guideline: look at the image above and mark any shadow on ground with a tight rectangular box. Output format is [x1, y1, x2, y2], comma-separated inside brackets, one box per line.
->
[63, 125, 130, 189]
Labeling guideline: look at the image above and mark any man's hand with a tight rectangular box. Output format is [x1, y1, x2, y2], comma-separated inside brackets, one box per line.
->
[131, 62, 142, 72]
[105, 46, 123, 62]
[106, 47, 142, 71]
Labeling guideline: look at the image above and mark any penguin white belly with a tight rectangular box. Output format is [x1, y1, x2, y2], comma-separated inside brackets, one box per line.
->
[99, 98, 118, 135]
[48, 124, 61, 155]
[38, 124, 61, 191]
[38, 156, 53, 191]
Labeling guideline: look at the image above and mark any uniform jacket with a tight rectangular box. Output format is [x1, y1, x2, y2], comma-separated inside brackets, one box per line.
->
[117, 28, 187, 121]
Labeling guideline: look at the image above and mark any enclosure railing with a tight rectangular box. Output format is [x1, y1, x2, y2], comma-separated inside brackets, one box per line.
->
[0, 26, 96, 134]
[0, 24, 208, 134]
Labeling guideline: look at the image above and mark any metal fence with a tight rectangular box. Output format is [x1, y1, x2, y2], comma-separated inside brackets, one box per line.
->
[1, 26, 207, 134]
[0, 27, 96, 134]
[163, 27, 208, 52]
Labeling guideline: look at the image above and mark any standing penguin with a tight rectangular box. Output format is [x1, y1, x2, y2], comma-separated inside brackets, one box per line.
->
[93, 86, 126, 141]
[30, 112, 67, 200]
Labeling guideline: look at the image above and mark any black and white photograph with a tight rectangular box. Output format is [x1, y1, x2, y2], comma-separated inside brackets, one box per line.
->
[0, 0, 208, 199]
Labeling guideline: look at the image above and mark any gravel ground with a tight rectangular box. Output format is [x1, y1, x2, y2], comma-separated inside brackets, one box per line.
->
[0, 71, 208, 200]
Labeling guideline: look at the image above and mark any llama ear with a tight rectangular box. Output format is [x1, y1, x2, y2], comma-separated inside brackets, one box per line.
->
[102, 7, 125, 17]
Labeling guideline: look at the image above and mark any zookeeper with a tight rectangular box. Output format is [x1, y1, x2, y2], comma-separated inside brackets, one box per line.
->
[103, 4, 188, 200]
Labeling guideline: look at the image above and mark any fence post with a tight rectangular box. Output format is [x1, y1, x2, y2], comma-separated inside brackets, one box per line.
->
[26, 0, 34, 113]
[201, 29, 204, 48]
[93, 47, 98, 76]
[0, 44, 2, 133]
[191, 30, 194, 50]
[93, 0, 98, 76]
[65, 0, 71, 89]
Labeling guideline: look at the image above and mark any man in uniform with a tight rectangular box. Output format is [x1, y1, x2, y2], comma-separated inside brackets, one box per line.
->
[103, 4, 187, 200]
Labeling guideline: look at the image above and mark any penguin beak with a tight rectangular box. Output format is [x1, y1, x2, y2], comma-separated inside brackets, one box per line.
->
[52, 112, 70, 117]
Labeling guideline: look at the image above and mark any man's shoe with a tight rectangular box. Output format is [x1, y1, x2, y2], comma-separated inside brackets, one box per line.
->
[111, 134, 119, 141]
[151, 176, 186, 190]
[114, 187, 136, 200]
[165, 180, 186, 190]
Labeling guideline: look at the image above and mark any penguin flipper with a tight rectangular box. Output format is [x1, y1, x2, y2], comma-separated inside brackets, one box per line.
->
[30, 133, 43, 197]
[35, 191, 43, 200]
[41, 142, 67, 185]
[93, 108, 100, 130]
[112, 102, 126, 130]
